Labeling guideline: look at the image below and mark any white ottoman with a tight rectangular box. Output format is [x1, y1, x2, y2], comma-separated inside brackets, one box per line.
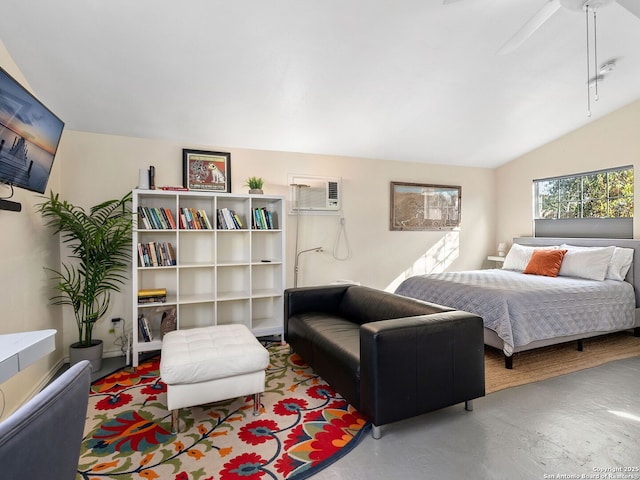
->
[160, 324, 269, 432]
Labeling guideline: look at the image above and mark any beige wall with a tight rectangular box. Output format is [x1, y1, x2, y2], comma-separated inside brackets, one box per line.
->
[495, 99, 640, 247]
[0, 43, 64, 417]
[59, 131, 496, 357]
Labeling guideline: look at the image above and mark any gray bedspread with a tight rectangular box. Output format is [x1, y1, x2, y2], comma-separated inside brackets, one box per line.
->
[395, 269, 636, 355]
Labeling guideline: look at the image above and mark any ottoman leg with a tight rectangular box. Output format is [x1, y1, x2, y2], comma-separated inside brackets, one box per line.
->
[253, 393, 261, 416]
[171, 409, 180, 434]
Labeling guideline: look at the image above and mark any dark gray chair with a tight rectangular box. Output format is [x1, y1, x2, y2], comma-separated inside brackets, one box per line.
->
[0, 360, 91, 480]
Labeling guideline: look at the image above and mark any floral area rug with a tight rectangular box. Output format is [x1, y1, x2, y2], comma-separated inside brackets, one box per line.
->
[78, 343, 370, 480]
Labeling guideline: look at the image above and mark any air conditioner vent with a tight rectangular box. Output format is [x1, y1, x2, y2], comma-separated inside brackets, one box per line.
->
[327, 181, 339, 200]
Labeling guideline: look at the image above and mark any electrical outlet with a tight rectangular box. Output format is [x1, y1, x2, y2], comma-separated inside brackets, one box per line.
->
[109, 328, 115, 334]
[111, 317, 121, 324]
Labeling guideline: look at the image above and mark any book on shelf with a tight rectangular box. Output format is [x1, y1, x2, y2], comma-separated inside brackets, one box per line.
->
[138, 314, 153, 342]
[138, 288, 167, 303]
[148, 241, 159, 266]
[159, 185, 189, 191]
[139, 288, 167, 296]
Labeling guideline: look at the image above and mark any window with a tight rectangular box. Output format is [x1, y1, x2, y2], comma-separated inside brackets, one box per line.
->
[534, 166, 633, 220]
[533, 166, 633, 238]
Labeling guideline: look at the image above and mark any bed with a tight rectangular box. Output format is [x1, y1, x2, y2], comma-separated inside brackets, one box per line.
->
[394, 237, 640, 368]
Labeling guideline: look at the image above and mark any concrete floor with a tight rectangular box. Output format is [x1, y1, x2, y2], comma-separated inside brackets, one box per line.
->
[313, 356, 640, 480]
[73, 354, 640, 480]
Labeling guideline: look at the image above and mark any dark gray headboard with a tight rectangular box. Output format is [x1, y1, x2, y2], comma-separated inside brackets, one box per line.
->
[514, 237, 640, 308]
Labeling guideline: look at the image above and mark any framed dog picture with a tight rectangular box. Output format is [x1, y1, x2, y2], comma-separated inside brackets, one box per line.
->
[182, 149, 231, 192]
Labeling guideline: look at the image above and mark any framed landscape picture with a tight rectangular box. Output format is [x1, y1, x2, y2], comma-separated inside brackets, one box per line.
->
[182, 149, 231, 192]
[390, 182, 461, 231]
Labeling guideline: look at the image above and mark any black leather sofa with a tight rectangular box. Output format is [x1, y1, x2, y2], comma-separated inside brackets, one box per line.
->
[284, 284, 485, 438]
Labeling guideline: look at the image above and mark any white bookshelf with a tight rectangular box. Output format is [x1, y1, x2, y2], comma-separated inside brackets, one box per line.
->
[131, 189, 285, 367]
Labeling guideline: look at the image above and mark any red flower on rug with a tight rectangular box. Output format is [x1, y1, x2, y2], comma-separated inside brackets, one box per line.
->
[95, 392, 133, 410]
[273, 398, 308, 416]
[238, 419, 279, 445]
[220, 452, 268, 479]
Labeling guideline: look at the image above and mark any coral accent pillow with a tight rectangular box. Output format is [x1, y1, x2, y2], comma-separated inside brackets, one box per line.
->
[523, 249, 568, 277]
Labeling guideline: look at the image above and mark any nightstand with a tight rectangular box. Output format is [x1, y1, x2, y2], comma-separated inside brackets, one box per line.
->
[487, 255, 505, 266]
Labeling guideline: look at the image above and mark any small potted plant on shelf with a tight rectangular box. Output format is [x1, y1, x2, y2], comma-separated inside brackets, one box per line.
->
[244, 176, 264, 194]
[37, 191, 133, 371]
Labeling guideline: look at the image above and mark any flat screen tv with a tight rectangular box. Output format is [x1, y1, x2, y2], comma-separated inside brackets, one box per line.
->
[0, 66, 64, 194]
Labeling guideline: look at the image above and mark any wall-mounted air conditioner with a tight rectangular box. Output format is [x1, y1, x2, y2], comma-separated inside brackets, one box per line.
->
[288, 174, 342, 215]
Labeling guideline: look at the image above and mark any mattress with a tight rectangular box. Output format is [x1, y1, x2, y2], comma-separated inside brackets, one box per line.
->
[395, 269, 636, 355]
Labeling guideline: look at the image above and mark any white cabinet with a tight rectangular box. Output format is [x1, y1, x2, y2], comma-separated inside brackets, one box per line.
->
[131, 189, 285, 367]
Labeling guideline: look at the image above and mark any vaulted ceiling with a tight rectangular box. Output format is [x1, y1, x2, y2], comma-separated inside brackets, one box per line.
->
[1, 0, 639, 168]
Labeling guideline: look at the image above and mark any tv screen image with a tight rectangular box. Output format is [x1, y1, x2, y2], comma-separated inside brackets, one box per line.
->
[0, 66, 64, 194]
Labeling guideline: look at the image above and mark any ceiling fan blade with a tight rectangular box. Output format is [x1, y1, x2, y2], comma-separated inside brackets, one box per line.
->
[497, 0, 562, 55]
[617, 0, 640, 20]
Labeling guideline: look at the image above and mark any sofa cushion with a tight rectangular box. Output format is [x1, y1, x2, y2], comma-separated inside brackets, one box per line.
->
[287, 313, 361, 407]
[339, 285, 451, 325]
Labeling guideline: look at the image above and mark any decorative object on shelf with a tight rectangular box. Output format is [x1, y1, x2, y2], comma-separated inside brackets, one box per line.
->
[390, 181, 461, 231]
[159, 307, 177, 338]
[244, 176, 264, 194]
[37, 191, 133, 371]
[497, 242, 507, 257]
[138, 168, 150, 189]
[182, 149, 231, 192]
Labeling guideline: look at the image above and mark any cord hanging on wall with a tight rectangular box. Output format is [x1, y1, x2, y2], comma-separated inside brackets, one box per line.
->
[0, 184, 22, 212]
[290, 183, 323, 288]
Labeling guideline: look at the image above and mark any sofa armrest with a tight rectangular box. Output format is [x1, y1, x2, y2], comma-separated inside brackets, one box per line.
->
[359, 311, 485, 427]
[284, 285, 351, 337]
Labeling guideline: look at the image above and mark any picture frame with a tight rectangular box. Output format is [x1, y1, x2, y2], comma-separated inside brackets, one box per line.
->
[182, 149, 231, 192]
[390, 181, 461, 231]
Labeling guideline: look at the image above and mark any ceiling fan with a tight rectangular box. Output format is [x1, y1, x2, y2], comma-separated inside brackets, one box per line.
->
[485, 0, 640, 55]
[444, 0, 640, 53]
[445, 0, 640, 115]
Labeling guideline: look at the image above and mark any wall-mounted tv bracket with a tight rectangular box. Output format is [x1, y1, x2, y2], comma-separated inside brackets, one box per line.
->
[0, 183, 22, 212]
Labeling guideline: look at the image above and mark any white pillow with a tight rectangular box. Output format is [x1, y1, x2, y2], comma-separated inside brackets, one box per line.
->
[558, 245, 616, 281]
[502, 244, 559, 272]
[561, 244, 633, 281]
[609, 247, 634, 281]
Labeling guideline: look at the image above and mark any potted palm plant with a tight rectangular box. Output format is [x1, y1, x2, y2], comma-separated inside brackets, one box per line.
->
[37, 191, 133, 371]
[244, 176, 264, 194]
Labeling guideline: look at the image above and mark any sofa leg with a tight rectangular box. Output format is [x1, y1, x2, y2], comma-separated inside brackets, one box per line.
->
[171, 409, 180, 434]
[371, 424, 382, 440]
[253, 393, 261, 416]
[465, 400, 474, 411]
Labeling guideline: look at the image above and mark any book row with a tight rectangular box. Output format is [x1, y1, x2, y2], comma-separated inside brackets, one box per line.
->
[217, 208, 244, 230]
[179, 207, 214, 230]
[137, 242, 176, 267]
[252, 207, 277, 229]
[138, 314, 154, 342]
[138, 287, 167, 304]
[138, 206, 176, 229]
[138, 206, 278, 231]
